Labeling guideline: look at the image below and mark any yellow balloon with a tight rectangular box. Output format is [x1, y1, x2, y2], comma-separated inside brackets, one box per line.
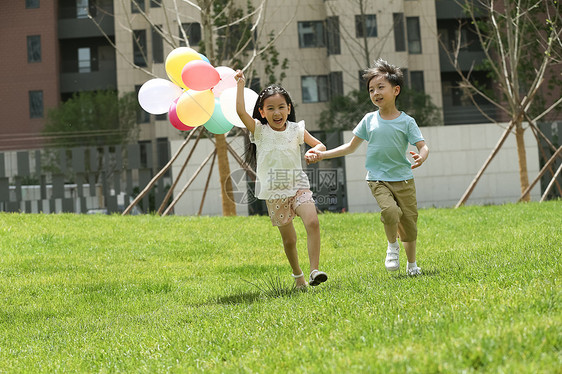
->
[176, 90, 215, 127]
[165, 47, 202, 89]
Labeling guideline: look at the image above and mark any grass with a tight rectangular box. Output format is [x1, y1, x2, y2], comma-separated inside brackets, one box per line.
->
[0, 201, 560, 373]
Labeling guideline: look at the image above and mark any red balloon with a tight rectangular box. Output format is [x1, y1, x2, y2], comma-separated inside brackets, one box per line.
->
[168, 99, 194, 131]
[181, 60, 220, 91]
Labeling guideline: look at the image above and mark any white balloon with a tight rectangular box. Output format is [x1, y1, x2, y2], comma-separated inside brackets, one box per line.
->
[138, 78, 183, 115]
[212, 66, 237, 98]
[219, 87, 258, 128]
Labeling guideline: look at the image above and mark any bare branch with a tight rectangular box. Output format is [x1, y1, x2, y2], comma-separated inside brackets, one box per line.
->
[533, 96, 562, 123]
[240, 7, 296, 72]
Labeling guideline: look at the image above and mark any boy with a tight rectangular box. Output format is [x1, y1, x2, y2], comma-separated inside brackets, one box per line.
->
[307, 59, 429, 275]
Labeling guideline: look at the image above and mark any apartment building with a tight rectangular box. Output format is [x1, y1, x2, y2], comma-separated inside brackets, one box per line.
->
[0, 0, 504, 152]
[0, 0, 116, 151]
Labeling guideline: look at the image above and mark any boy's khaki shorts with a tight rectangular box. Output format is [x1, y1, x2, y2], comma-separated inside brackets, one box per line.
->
[367, 179, 418, 242]
[266, 189, 314, 227]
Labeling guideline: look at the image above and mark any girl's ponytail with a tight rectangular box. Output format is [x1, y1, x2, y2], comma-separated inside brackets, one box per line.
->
[244, 134, 257, 171]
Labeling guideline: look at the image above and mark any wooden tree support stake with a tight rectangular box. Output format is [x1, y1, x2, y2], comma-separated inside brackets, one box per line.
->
[122, 128, 200, 215]
[162, 149, 216, 217]
[156, 128, 205, 215]
[198, 151, 217, 216]
[540, 162, 562, 202]
[455, 121, 516, 208]
[519, 146, 562, 202]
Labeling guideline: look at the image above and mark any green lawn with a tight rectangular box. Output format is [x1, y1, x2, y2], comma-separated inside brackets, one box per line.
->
[0, 201, 560, 373]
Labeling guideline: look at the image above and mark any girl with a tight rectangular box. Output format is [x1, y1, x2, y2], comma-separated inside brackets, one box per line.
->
[235, 70, 328, 289]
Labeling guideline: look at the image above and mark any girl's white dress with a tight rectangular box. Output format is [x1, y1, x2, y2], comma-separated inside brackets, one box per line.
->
[250, 119, 310, 200]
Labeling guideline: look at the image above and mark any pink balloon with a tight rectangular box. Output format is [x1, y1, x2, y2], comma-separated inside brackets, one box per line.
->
[212, 66, 237, 97]
[168, 99, 194, 131]
[181, 60, 220, 91]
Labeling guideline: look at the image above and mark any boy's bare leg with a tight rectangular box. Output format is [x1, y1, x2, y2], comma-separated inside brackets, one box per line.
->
[403, 241, 416, 263]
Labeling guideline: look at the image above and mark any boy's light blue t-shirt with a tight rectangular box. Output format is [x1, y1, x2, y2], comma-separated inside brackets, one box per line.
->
[353, 111, 424, 181]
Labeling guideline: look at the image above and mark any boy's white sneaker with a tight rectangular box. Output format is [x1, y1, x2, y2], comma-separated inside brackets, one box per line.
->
[407, 266, 422, 276]
[385, 247, 400, 271]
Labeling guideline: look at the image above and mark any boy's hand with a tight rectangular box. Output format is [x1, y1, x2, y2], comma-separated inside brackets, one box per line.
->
[410, 151, 425, 169]
[305, 149, 323, 164]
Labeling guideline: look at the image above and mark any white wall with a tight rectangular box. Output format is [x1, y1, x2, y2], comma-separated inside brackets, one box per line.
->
[171, 123, 541, 216]
[344, 123, 541, 212]
[170, 135, 250, 216]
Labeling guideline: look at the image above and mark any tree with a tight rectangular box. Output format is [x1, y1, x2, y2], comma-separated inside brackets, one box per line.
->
[94, 0, 291, 216]
[43, 90, 138, 148]
[319, 87, 442, 131]
[320, 1, 442, 130]
[441, 0, 562, 205]
[41, 90, 138, 181]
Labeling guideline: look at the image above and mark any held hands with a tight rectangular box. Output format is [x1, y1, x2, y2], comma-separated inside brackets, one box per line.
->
[410, 151, 425, 169]
[305, 148, 324, 164]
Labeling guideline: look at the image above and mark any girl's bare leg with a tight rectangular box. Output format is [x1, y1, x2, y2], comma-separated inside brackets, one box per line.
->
[295, 203, 321, 272]
[277, 222, 306, 287]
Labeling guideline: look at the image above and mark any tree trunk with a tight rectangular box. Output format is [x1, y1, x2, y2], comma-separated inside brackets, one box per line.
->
[514, 120, 530, 202]
[215, 133, 236, 216]
[199, 0, 236, 216]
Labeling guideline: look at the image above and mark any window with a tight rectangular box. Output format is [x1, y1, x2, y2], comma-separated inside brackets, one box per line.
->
[402, 68, 409, 88]
[29, 90, 43, 118]
[77, 0, 89, 18]
[410, 71, 425, 93]
[133, 30, 147, 67]
[27, 35, 41, 63]
[407, 17, 422, 54]
[443, 71, 490, 106]
[329, 72, 343, 97]
[150, 0, 161, 7]
[131, 0, 145, 13]
[438, 20, 483, 53]
[301, 76, 329, 103]
[326, 16, 341, 55]
[298, 21, 325, 48]
[152, 26, 164, 63]
[358, 70, 367, 91]
[393, 13, 406, 52]
[78, 47, 91, 73]
[179, 23, 202, 47]
[26, 0, 40, 9]
[355, 14, 377, 38]
[135, 85, 150, 123]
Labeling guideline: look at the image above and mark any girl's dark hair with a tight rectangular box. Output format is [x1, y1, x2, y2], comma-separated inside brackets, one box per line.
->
[244, 84, 296, 170]
[363, 58, 404, 101]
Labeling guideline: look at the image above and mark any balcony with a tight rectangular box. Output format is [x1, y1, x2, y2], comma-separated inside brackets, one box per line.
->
[60, 61, 117, 93]
[58, 4, 114, 39]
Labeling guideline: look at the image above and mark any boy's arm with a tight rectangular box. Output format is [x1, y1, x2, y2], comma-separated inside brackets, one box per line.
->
[234, 70, 256, 133]
[308, 135, 364, 163]
[410, 140, 429, 169]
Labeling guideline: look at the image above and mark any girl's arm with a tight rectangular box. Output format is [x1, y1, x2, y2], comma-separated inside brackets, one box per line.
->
[308, 135, 364, 163]
[304, 130, 326, 152]
[410, 140, 429, 169]
[304, 130, 326, 164]
[234, 70, 256, 133]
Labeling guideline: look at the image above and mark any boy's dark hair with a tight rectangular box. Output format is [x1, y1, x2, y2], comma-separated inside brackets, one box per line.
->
[363, 58, 404, 101]
[244, 84, 296, 170]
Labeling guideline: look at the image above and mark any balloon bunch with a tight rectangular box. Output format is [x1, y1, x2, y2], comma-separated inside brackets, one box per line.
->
[137, 47, 258, 134]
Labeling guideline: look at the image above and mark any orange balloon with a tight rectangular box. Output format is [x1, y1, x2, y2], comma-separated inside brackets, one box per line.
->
[175, 90, 215, 127]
